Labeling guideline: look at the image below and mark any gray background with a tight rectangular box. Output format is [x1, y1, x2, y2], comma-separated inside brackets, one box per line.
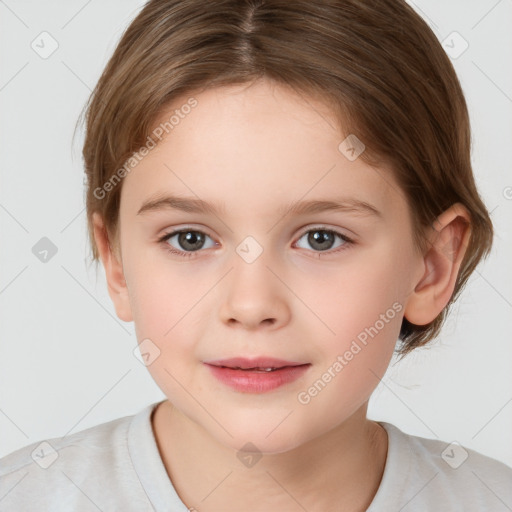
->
[1, 0, 511, 468]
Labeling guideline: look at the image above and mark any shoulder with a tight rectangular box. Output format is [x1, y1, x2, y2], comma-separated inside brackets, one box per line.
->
[371, 421, 512, 512]
[398, 422, 512, 484]
[1, 412, 131, 476]
[0, 405, 154, 511]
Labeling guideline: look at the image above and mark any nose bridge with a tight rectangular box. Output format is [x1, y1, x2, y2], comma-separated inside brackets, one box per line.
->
[218, 234, 290, 328]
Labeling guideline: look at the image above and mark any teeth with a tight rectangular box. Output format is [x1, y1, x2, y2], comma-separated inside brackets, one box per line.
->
[233, 366, 278, 371]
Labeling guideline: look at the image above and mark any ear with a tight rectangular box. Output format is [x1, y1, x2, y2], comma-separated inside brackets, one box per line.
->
[92, 212, 133, 322]
[404, 203, 471, 326]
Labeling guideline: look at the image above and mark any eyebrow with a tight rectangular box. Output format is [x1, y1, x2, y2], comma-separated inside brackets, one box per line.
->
[136, 193, 382, 219]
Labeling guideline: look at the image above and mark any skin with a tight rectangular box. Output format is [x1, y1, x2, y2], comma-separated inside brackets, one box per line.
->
[93, 78, 471, 511]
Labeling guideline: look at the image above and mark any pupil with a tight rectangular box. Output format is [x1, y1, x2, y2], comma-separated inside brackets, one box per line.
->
[180, 231, 204, 251]
[309, 230, 334, 251]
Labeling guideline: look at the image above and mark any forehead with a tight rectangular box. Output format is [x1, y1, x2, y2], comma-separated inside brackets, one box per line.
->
[120, 79, 406, 221]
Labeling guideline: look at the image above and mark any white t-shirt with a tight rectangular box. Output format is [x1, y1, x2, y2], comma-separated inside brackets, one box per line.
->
[1, 400, 511, 511]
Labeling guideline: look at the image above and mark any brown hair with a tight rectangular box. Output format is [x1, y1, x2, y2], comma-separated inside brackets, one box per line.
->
[78, 0, 493, 359]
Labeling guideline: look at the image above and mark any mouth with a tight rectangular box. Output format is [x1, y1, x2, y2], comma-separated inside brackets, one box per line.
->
[203, 356, 309, 371]
[203, 357, 311, 393]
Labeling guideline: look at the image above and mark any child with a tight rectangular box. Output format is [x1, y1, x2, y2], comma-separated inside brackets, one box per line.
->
[1, 0, 511, 510]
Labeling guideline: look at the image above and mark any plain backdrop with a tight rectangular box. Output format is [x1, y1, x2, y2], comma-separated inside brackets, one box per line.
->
[0, 0, 511, 468]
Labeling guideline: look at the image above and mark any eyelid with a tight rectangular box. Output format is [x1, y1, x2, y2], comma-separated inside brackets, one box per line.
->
[294, 223, 355, 241]
[158, 224, 216, 240]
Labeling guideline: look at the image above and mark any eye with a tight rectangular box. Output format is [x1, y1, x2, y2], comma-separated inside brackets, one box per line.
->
[158, 226, 354, 259]
[158, 229, 217, 258]
[294, 226, 354, 254]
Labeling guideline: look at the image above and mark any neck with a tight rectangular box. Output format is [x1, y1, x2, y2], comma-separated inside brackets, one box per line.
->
[152, 400, 388, 512]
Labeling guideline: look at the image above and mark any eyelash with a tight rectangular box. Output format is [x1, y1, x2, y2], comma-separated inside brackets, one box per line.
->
[157, 226, 355, 259]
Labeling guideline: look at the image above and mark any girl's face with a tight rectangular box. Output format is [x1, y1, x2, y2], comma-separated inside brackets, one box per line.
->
[115, 79, 426, 453]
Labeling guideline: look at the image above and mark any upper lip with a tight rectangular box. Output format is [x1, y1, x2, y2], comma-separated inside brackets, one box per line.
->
[204, 357, 309, 369]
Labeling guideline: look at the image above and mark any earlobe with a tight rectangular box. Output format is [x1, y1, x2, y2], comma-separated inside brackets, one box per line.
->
[92, 212, 133, 322]
[404, 203, 471, 326]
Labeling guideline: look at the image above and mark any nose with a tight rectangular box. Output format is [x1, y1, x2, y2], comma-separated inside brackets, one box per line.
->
[218, 251, 291, 330]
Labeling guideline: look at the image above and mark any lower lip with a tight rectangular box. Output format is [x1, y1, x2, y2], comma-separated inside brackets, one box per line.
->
[205, 364, 311, 393]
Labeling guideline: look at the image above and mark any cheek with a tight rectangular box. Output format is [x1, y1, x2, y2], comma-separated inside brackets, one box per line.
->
[125, 255, 219, 397]
[302, 248, 406, 346]
[295, 266, 403, 422]
[295, 248, 406, 398]
[125, 247, 207, 338]
[126, 263, 204, 400]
